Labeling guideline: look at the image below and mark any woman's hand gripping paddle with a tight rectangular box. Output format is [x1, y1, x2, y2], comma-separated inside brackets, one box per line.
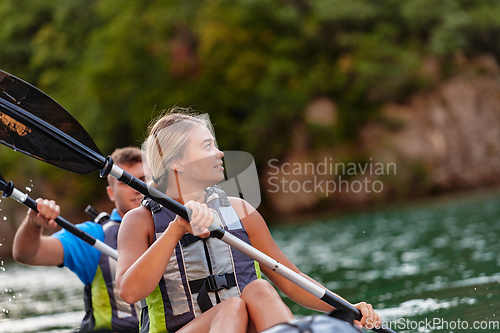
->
[0, 69, 395, 333]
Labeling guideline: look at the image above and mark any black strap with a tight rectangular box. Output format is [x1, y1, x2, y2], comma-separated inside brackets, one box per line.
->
[189, 272, 236, 294]
[212, 185, 230, 206]
[141, 198, 162, 213]
[180, 233, 202, 247]
[189, 273, 237, 313]
[80, 284, 96, 332]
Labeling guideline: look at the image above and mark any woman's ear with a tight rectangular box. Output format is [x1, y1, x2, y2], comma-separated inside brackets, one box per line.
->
[170, 159, 185, 173]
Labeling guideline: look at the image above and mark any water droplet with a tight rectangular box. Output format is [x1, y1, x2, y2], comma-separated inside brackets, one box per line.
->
[12, 296, 15, 299]
[8, 298, 11, 301]
[2, 217, 6, 220]
[25, 187, 32, 192]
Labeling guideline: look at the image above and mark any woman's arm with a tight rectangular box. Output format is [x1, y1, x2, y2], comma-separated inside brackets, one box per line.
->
[229, 197, 333, 312]
[230, 197, 380, 328]
[116, 206, 185, 303]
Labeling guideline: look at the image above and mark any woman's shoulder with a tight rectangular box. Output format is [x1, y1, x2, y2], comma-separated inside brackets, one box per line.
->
[227, 196, 256, 215]
[123, 205, 152, 220]
[227, 196, 267, 230]
[121, 206, 155, 234]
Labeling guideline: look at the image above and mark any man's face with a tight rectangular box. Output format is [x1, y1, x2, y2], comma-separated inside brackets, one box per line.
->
[107, 162, 150, 217]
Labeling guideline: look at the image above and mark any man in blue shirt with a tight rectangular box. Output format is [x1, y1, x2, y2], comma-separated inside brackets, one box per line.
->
[13, 147, 150, 333]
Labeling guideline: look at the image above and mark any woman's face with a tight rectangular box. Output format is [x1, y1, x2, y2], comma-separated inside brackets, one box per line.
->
[176, 124, 224, 188]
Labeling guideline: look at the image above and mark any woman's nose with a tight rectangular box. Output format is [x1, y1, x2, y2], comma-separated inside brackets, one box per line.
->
[217, 149, 224, 158]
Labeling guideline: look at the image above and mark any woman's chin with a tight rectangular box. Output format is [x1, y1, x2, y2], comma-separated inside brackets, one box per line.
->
[216, 173, 226, 184]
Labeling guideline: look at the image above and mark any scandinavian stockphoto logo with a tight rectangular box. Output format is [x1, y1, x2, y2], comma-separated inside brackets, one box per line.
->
[266, 157, 396, 196]
[367, 318, 500, 331]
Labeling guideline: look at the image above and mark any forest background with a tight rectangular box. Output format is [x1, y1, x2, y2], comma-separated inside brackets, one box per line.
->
[2, 0, 500, 258]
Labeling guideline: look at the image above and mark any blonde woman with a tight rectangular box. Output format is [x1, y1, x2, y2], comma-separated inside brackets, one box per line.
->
[115, 110, 380, 333]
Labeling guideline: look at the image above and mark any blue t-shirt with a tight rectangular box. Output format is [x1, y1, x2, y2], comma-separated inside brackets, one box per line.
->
[52, 209, 122, 285]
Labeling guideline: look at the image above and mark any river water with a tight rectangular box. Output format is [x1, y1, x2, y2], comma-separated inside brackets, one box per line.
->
[0, 192, 499, 332]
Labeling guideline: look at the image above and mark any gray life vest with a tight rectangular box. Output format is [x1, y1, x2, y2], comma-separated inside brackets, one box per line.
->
[139, 185, 260, 333]
[81, 212, 139, 333]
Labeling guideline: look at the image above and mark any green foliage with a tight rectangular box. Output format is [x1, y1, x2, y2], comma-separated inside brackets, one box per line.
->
[1, 0, 500, 209]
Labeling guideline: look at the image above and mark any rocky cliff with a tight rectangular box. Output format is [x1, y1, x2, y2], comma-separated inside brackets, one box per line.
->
[263, 68, 500, 216]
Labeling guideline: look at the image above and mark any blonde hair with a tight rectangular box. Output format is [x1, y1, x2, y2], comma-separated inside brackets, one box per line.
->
[143, 107, 213, 190]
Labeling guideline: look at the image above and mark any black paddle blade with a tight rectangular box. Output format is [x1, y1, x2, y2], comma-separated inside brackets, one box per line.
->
[0, 70, 102, 174]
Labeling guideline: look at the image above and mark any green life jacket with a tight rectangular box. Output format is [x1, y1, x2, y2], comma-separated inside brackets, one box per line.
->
[139, 186, 261, 333]
[81, 214, 139, 332]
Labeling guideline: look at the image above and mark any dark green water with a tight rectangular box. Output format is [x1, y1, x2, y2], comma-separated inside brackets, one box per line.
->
[1, 192, 499, 332]
[272, 192, 500, 332]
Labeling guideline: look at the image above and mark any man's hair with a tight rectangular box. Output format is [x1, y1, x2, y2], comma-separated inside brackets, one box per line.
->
[107, 147, 143, 186]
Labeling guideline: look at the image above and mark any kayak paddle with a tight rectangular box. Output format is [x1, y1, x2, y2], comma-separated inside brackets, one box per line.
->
[0, 172, 118, 260]
[0, 69, 395, 333]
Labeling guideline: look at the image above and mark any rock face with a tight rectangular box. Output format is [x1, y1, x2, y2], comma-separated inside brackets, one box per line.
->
[263, 74, 500, 215]
[370, 75, 500, 190]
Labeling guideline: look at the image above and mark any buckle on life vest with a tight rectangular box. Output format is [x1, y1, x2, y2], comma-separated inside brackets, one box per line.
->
[150, 203, 162, 214]
[191, 273, 237, 313]
[213, 186, 230, 206]
[207, 273, 231, 291]
[141, 198, 162, 213]
[189, 272, 236, 295]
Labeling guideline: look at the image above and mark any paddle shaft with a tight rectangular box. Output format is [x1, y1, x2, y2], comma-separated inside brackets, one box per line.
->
[0, 178, 118, 260]
[109, 165, 395, 333]
[0, 92, 395, 333]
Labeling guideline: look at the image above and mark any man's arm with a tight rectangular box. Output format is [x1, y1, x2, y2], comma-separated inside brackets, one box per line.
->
[12, 198, 64, 266]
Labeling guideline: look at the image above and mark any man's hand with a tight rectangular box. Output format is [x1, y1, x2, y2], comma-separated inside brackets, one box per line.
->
[27, 198, 60, 229]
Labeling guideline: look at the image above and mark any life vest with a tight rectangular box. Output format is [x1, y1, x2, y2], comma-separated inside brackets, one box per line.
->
[81, 212, 139, 333]
[140, 185, 261, 333]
